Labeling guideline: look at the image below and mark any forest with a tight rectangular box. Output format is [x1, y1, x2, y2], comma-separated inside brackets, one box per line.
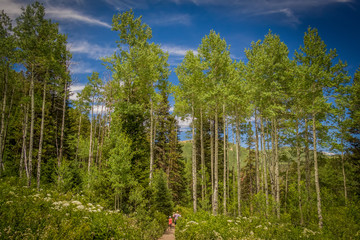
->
[1, 2, 360, 239]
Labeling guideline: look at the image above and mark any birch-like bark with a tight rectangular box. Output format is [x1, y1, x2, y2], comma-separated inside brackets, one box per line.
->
[28, 66, 35, 187]
[200, 109, 205, 203]
[37, 75, 47, 190]
[210, 118, 214, 204]
[191, 104, 197, 213]
[0, 64, 8, 176]
[260, 117, 269, 216]
[254, 109, 260, 193]
[21, 103, 29, 179]
[58, 79, 67, 183]
[341, 138, 348, 204]
[274, 118, 280, 219]
[95, 105, 104, 166]
[312, 113, 323, 229]
[149, 99, 154, 183]
[304, 118, 311, 202]
[235, 116, 242, 216]
[223, 103, 227, 215]
[88, 95, 94, 174]
[296, 120, 304, 225]
[213, 109, 219, 215]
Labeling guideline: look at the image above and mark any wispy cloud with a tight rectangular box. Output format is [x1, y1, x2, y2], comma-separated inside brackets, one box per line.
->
[161, 44, 198, 56]
[0, 0, 111, 28]
[47, 7, 111, 28]
[69, 40, 116, 60]
[170, 0, 354, 24]
[104, 0, 148, 10]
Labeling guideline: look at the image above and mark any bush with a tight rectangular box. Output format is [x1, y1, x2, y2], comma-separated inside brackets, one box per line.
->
[0, 178, 165, 239]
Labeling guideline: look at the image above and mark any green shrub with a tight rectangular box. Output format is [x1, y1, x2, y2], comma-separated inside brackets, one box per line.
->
[0, 178, 164, 239]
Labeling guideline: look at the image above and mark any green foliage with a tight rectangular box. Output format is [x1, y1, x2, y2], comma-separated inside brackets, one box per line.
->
[151, 170, 174, 217]
[0, 178, 165, 239]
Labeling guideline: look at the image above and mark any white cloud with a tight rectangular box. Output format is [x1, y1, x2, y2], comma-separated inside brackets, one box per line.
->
[161, 44, 198, 56]
[0, 0, 111, 28]
[169, 0, 354, 24]
[0, 0, 22, 19]
[70, 61, 95, 74]
[69, 41, 116, 60]
[93, 104, 109, 115]
[176, 116, 192, 129]
[46, 7, 111, 28]
[70, 84, 86, 92]
[104, 0, 152, 10]
[322, 151, 336, 156]
[69, 84, 85, 101]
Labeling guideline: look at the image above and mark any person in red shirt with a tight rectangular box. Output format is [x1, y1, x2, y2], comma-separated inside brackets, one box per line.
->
[168, 216, 173, 230]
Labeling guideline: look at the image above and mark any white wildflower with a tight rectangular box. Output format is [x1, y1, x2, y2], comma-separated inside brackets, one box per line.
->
[227, 220, 233, 223]
[187, 221, 198, 225]
[213, 230, 223, 240]
[5, 201, 13, 204]
[9, 191, 15, 195]
[255, 225, 262, 228]
[264, 226, 268, 230]
[62, 202, 70, 207]
[87, 203, 93, 207]
[71, 200, 82, 205]
[47, 194, 51, 197]
[250, 231, 254, 236]
[77, 205, 85, 210]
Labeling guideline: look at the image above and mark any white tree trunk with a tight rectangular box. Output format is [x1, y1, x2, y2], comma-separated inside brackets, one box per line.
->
[37, 77, 47, 190]
[191, 104, 197, 212]
[312, 113, 323, 229]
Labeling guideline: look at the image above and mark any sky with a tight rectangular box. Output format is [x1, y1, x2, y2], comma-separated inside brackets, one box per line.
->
[2, 0, 360, 141]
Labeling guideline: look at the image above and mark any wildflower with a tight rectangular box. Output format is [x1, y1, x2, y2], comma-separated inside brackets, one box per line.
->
[9, 191, 15, 195]
[187, 221, 198, 225]
[213, 230, 223, 240]
[250, 231, 254, 236]
[255, 225, 262, 228]
[264, 226, 268, 230]
[71, 200, 82, 205]
[62, 202, 70, 207]
[47, 194, 51, 197]
[5, 201, 13, 204]
[227, 220, 233, 223]
[77, 205, 85, 210]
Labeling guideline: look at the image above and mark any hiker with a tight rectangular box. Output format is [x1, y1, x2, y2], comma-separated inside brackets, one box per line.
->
[174, 211, 181, 225]
[168, 216, 172, 230]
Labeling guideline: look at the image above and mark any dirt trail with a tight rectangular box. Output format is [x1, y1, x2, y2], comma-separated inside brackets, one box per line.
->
[158, 225, 175, 240]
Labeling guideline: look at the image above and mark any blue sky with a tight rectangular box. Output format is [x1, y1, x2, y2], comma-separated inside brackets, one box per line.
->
[2, 0, 360, 137]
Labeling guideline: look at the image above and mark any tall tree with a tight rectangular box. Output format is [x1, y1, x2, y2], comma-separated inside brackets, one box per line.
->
[295, 27, 340, 229]
[198, 30, 232, 215]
